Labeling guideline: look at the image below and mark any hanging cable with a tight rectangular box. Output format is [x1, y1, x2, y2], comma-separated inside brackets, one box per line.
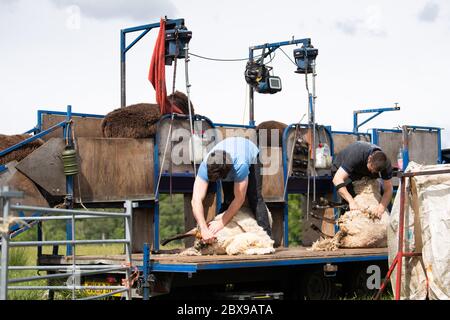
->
[185, 42, 197, 177]
[282, 113, 306, 201]
[278, 47, 298, 66]
[189, 52, 263, 62]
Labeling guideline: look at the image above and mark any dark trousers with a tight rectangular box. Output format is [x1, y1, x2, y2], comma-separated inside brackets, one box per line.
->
[219, 160, 272, 238]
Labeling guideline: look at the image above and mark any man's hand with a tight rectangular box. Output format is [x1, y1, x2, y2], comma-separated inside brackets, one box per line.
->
[199, 226, 216, 244]
[375, 203, 386, 218]
[349, 200, 360, 211]
[208, 219, 225, 235]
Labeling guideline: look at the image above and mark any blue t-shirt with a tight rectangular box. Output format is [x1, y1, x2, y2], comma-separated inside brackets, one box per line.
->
[197, 137, 259, 182]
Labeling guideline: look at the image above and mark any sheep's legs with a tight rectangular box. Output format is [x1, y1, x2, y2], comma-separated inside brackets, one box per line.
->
[161, 227, 198, 246]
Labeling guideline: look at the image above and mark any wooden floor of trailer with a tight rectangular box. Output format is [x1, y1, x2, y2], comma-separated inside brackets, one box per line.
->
[38, 247, 388, 270]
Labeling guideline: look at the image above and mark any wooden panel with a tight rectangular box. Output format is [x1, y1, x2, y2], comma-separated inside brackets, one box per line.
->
[377, 132, 402, 167]
[16, 138, 66, 196]
[132, 208, 154, 253]
[217, 126, 257, 141]
[183, 192, 217, 248]
[41, 114, 103, 141]
[378, 130, 439, 167]
[0, 161, 49, 212]
[39, 247, 388, 266]
[267, 204, 284, 248]
[74, 138, 154, 202]
[409, 131, 439, 165]
[261, 147, 284, 202]
[332, 133, 371, 155]
[157, 118, 216, 174]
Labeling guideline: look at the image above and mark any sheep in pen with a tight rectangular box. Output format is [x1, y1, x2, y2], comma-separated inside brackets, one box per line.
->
[0, 134, 44, 165]
[311, 177, 389, 251]
[101, 91, 195, 139]
[162, 206, 275, 256]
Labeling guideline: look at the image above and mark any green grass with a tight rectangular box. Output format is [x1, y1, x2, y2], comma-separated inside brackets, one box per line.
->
[6, 244, 126, 300]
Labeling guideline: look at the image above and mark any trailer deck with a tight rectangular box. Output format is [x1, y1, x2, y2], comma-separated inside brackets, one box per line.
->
[38, 246, 388, 273]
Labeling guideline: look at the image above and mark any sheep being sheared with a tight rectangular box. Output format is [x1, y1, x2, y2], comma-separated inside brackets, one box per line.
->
[162, 206, 275, 256]
[311, 177, 389, 251]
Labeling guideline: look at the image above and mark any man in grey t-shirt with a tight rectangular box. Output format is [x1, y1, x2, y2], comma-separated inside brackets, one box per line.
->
[331, 141, 393, 217]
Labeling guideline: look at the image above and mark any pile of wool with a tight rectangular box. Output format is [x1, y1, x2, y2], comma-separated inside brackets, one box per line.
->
[101, 91, 195, 139]
[180, 206, 275, 256]
[311, 177, 389, 251]
[0, 134, 44, 165]
[256, 120, 287, 148]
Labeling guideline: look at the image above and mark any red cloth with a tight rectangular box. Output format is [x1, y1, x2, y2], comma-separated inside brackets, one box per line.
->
[149, 19, 183, 114]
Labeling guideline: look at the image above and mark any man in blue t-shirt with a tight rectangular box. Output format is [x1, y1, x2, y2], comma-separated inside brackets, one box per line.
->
[192, 136, 271, 243]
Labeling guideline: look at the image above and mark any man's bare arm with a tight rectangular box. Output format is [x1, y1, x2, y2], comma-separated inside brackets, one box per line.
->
[191, 177, 215, 242]
[377, 178, 393, 215]
[332, 167, 359, 210]
[221, 178, 248, 226]
[208, 178, 248, 234]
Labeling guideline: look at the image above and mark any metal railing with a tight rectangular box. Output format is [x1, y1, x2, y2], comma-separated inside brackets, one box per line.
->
[0, 186, 134, 300]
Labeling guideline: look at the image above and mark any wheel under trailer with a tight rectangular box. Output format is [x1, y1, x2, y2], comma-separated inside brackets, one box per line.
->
[38, 246, 389, 299]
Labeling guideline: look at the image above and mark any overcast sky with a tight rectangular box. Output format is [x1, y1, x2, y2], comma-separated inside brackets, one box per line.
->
[1, 0, 450, 147]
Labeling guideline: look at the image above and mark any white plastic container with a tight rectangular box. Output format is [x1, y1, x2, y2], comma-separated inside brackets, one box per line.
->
[315, 143, 332, 169]
[189, 134, 208, 163]
[397, 147, 403, 170]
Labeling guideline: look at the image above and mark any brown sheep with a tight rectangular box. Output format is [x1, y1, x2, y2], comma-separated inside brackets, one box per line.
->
[101, 91, 195, 139]
[0, 134, 44, 165]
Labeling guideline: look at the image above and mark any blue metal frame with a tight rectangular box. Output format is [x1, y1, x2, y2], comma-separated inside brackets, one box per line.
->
[36, 110, 104, 133]
[213, 123, 256, 129]
[142, 243, 151, 300]
[0, 121, 67, 158]
[120, 19, 185, 108]
[0, 106, 79, 255]
[143, 254, 388, 273]
[353, 106, 400, 133]
[247, 38, 312, 126]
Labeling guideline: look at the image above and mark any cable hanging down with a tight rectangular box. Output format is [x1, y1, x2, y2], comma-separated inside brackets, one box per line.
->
[189, 52, 262, 62]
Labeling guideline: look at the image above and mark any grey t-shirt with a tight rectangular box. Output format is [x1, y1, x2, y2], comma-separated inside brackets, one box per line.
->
[332, 141, 392, 181]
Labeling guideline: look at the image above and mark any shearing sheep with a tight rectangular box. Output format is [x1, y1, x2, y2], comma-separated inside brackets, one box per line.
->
[162, 206, 275, 256]
[311, 177, 389, 251]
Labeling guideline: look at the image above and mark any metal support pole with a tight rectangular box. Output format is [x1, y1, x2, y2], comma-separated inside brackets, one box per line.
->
[124, 201, 133, 300]
[71, 210, 76, 299]
[120, 30, 126, 108]
[249, 85, 255, 126]
[402, 126, 409, 171]
[395, 175, 406, 300]
[64, 105, 74, 257]
[311, 61, 317, 203]
[248, 47, 255, 126]
[0, 187, 10, 300]
[37, 222, 43, 257]
[184, 42, 197, 176]
[143, 243, 150, 300]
